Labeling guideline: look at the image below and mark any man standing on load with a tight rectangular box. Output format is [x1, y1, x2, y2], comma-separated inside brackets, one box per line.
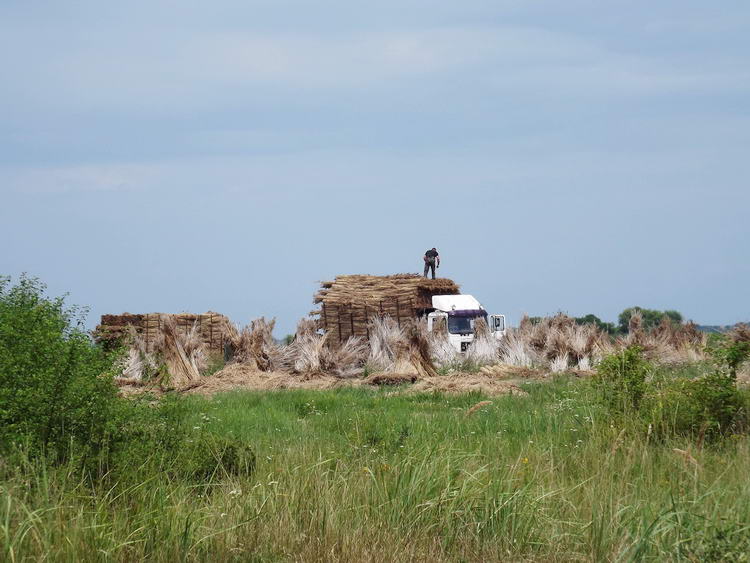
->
[423, 247, 440, 279]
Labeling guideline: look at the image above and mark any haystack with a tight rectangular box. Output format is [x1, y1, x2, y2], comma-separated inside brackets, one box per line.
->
[313, 274, 459, 345]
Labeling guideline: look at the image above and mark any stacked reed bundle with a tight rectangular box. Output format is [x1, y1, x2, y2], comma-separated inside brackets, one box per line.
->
[312, 274, 460, 345]
[499, 312, 708, 372]
[275, 319, 368, 378]
[500, 314, 609, 372]
[154, 317, 207, 388]
[96, 312, 230, 353]
[621, 311, 707, 363]
[116, 319, 208, 389]
[366, 317, 439, 379]
[223, 317, 278, 371]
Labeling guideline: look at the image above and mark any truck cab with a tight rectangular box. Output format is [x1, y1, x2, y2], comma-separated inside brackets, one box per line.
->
[426, 295, 506, 352]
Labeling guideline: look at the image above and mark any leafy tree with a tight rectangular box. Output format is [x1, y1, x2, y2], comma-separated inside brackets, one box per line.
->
[574, 314, 618, 335]
[618, 307, 683, 333]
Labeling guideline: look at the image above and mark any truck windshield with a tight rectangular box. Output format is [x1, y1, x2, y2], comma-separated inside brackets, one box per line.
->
[447, 312, 489, 334]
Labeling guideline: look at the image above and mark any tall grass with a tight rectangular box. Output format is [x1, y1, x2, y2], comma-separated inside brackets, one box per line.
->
[3, 376, 750, 561]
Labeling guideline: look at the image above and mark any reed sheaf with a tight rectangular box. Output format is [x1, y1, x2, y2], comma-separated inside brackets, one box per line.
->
[117, 316, 207, 388]
[497, 311, 707, 372]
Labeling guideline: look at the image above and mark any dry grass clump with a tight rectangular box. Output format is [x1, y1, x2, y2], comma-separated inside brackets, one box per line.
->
[498, 330, 539, 368]
[465, 318, 500, 366]
[498, 312, 707, 372]
[367, 316, 406, 372]
[407, 323, 440, 378]
[620, 312, 706, 364]
[278, 320, 368, 379]
[116, 318, 210, 389]
[153, 317, 208, 388]
[224, 317, 278, 371]
[222, 317, 367, 380]
[499, 314, 604, 372]
[423, 318, 462, 367]
[116, 326, 157, 384]
[296, 335, 367, 378]
[367, 317, 438, 378]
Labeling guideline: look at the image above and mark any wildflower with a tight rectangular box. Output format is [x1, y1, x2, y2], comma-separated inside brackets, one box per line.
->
[522, 458, 529, 464]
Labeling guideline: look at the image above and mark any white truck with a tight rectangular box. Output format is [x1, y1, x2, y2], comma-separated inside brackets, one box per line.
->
[426, 294, 506, 352]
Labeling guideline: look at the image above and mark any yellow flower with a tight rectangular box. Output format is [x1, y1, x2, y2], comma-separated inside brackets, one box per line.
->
[522, 457, 529, 464]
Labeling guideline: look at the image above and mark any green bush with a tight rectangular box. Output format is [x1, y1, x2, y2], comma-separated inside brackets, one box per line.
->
[0, 275, 122, 462]
[595, 345, 750, 440]
[0, 275, 255, 482]
[593, 346, 650, 413]
[641, 370, 746, 440]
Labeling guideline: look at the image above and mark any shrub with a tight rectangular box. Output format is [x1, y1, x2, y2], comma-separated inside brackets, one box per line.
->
[0, 275, 255, 482]
[593, 346, 650, 413]
[713, 340, 750, 380]
[595, 344, 750, 440]
[0, 275, 122, 462]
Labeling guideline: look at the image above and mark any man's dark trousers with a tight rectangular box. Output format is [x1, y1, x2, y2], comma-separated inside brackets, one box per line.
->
[424, 260, 436, 279]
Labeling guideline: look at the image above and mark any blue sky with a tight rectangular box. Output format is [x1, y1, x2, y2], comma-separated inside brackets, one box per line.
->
[2, 1, 749, 334]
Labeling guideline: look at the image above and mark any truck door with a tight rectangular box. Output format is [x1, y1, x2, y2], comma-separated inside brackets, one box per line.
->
[427, 312, 448, 332]
[490, 315, 506, 335]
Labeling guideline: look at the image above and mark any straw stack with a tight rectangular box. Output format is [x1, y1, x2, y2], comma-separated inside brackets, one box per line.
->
[96, 312, 230, 353]
[312, 274, 460, 345]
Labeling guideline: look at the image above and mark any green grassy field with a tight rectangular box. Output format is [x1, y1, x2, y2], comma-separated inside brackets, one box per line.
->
[3, 374, 749, 562]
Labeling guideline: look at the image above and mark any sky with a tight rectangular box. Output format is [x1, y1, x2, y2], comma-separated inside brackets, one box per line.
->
[1, 1, 749, 335]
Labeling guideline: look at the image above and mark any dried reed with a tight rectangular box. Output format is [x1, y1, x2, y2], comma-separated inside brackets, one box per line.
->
[465, 318, 500, 366]
[153, 317, 207, 388]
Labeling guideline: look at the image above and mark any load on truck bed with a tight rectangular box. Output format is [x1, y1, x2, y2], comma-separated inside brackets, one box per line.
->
[312, 274, 505, 351]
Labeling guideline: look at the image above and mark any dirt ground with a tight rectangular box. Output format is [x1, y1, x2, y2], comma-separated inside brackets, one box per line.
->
[118, 362, 542, 397]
